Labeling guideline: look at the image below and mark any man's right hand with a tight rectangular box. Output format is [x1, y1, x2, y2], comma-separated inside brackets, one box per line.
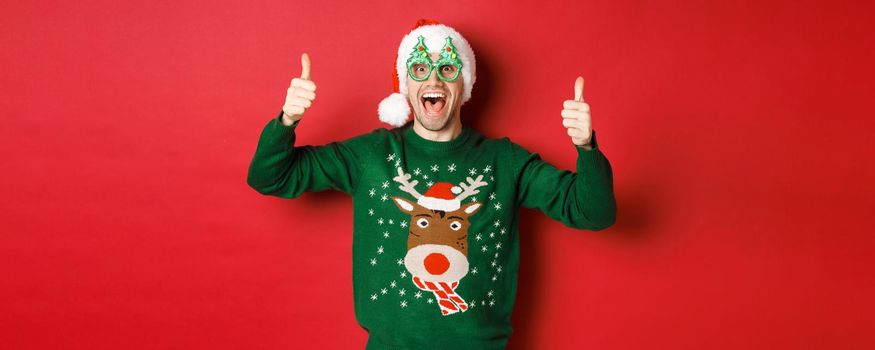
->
[281, 53, 316, 126]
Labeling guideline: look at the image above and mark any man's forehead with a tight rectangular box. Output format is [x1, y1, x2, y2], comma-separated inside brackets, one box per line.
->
[407, 51, 442, 59]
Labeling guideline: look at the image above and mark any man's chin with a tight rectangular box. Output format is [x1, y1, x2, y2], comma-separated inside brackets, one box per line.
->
[415, 110, 453, 131]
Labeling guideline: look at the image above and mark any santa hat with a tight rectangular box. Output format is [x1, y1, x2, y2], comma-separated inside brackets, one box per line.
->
[417, 182, 464, 212]
[378, 19, 477, 127]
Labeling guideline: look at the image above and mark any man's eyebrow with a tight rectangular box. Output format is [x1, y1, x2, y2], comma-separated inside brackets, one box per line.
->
[448, 216, 464, 220]
[414, 214, 432, 217]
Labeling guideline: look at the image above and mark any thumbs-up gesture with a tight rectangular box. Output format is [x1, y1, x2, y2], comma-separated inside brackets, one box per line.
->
[561, 76, 593, 149]
[281, 53, 316, 126]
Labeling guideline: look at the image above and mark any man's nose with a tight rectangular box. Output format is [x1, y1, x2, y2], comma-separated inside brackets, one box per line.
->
[426, 67, 442, 84]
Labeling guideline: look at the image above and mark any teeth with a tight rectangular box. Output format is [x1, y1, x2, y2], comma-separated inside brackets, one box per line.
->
[422, 92, 446, 99]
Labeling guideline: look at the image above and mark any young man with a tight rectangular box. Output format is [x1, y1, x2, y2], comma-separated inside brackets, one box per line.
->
[247, 20, 616, 350]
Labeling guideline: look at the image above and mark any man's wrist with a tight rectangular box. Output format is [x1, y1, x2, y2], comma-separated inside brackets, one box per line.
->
[281, 111, 302, 126]
[575, 130, 597, 150]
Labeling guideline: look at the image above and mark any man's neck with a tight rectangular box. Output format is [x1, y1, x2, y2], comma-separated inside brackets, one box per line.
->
[412, 117, 463, 142]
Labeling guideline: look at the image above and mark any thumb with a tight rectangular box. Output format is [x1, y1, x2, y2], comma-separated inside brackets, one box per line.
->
[574, 76, 584, 102]
[300, 53, 311, 80]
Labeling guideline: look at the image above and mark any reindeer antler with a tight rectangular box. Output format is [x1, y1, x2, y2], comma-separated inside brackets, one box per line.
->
[392, 167, 422, 199]
[455, 175, 487, 202]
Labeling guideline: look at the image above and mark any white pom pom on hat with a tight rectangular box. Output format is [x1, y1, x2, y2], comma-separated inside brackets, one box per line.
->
[377, 93, 410, 127]
[377, 19, 477, 127]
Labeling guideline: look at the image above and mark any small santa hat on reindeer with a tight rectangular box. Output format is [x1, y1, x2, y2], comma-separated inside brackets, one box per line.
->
[377, 19, 477, 127]
[416, 182, 464, 212]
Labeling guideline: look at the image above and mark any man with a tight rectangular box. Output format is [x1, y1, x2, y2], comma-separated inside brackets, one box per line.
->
[247, 19, 616, 350]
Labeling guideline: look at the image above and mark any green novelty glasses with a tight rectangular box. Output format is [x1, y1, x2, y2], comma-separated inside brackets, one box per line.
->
[406, 36, 463, 82]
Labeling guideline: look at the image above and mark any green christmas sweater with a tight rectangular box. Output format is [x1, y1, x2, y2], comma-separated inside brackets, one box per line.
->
[247, 112, 616, 349]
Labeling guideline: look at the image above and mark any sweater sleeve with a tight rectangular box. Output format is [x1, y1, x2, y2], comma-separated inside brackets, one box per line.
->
[512, 130, 617, 230]
[246, 112, 363, 198]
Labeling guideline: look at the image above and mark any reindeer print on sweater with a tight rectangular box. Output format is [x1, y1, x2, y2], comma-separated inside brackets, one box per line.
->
[365, 158, 508, 317]
[391, 166, 485, 315]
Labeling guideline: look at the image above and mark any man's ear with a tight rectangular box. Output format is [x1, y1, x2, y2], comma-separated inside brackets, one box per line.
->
[392, 197, 416, 214]
[460, 202, 482, 216]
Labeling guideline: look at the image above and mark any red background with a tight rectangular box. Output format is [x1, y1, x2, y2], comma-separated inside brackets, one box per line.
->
[2, 0, 873, 348]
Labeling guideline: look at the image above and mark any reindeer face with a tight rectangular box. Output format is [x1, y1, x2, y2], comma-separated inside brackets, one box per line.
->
[389, 167, 487, 284]
[392, 197, 482, 283]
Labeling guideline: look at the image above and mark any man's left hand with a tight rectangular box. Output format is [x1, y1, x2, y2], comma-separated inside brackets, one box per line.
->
[561, 76, 594, 149]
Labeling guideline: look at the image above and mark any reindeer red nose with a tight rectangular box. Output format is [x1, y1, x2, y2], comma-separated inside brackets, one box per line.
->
[424, 253, 450, 275]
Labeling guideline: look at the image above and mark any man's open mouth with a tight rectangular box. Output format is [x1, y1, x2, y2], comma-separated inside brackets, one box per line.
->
[421, 92, 447, 116]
